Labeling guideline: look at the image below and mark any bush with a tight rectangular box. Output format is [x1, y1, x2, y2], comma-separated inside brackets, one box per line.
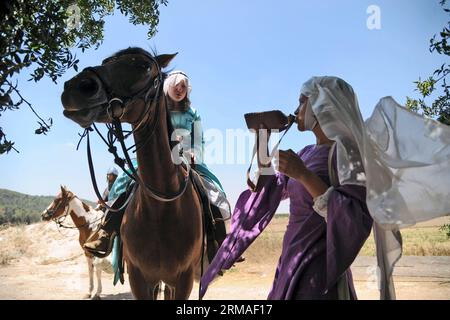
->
[440, 224, 450, 239]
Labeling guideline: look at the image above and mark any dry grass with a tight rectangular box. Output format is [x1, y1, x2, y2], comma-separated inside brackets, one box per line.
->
[244, 215, 286, 266]
[0, 252, 12, 265]
[0, 225, 32, 265]
[1, 215, 448, 268]
[244, 215, 450, 263]
[359, 227, 450, 256]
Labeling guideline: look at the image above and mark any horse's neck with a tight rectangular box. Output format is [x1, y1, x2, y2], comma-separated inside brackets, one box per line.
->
[67, 198, 94, 229]
[132, 99, 180, 195]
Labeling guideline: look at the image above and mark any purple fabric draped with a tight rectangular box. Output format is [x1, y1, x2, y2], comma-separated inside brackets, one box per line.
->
[200, 144, 373, 299]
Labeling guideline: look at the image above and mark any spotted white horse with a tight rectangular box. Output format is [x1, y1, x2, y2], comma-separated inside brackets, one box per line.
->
[41, 186, 112, 299]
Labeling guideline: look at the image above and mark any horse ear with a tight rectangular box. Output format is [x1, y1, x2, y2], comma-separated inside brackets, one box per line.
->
[60, 185, 65, 194]
[155, 53, 177, 69]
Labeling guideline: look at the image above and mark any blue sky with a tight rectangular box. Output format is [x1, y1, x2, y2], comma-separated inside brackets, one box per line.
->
[0, 0, 447, 213]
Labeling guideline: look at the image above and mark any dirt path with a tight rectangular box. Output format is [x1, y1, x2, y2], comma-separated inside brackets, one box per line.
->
[1, 223, 449, 300]
[1, 254, 449, 300]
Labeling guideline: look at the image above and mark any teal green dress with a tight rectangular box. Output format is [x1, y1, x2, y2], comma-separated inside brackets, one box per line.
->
[109, 106, 224, 201]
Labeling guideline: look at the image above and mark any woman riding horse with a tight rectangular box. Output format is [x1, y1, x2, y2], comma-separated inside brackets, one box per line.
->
[83, 69, 230, 260]
[62, 47, 219, 299]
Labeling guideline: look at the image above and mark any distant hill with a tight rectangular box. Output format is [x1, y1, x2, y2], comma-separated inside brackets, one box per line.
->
[0, 188, 96, 225]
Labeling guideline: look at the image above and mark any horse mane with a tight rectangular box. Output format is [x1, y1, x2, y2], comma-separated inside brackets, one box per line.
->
[82, 201, 91, 212]
[102, 47, 157, 65]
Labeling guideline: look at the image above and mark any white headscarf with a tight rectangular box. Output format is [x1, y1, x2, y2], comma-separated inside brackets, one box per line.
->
[163, 70, 192, 98]
[301, 76, 450, 228]
[301, 77, 366, 186]
[300, 76, 450, 299]
[303, 99, 318, 131]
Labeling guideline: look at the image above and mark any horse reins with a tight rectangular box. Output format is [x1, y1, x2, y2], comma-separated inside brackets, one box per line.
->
[79, 54, 191, 211]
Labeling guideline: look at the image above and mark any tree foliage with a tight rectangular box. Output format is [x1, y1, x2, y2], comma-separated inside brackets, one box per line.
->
[406, 1, 450, 240]
[0, 0, 168, 154]
[406, 0, 450, 125]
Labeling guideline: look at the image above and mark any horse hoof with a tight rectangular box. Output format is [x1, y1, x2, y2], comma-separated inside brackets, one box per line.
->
[91, 295, 101, 300]
[83, 294, 91, 299]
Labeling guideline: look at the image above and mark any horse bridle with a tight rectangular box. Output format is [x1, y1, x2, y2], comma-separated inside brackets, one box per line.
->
[45, 193, 75, 222]
[45, 194, 85, 230]
[81, 53, 191, 212]
[46, 194, 105, 230]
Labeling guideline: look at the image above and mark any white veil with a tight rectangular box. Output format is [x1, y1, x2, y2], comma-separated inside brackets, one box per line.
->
[301, 76, 450, 299]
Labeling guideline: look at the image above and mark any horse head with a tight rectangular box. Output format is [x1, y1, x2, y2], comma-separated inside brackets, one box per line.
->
[41, 185, 74, 221]
[61, 47, 176, 128]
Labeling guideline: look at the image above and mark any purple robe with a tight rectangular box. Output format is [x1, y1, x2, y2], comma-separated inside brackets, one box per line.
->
[200, 144, 373, 299]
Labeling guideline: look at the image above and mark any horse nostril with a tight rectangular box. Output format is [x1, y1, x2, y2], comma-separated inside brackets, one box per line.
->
[78, 78, 99, 97]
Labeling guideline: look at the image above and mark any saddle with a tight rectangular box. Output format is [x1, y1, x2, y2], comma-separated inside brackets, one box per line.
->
[244, 110, 296, 192]
[110, 174, 226, 284]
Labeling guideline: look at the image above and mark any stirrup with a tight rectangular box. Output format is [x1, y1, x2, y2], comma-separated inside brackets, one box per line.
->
[83, 231, 117, 258]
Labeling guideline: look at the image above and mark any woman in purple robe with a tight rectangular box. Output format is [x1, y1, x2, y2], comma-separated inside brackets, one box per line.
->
[200, 76, 374, 300]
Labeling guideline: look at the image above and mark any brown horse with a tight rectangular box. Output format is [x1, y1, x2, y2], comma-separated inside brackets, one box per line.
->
[61, 48, 204, 299]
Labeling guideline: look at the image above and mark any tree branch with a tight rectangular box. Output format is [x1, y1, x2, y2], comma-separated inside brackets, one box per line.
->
[5, 79, 51, 130]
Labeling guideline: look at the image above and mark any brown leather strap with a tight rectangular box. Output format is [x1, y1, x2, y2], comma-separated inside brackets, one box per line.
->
[246, 117, 295, 192]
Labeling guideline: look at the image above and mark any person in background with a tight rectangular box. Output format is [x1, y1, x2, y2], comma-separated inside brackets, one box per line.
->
[95, 167, 118, 210]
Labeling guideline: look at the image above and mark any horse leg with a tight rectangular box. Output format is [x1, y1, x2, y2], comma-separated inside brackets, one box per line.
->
[164, 283, 176, 300]
[153, 281, 160, 300]
[92, 259, 102, 300]
[154, 281, 168, 300]
[85, 256, 94, 299]
[175, 267, 194, 300]
[127, 263, 154, 300]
